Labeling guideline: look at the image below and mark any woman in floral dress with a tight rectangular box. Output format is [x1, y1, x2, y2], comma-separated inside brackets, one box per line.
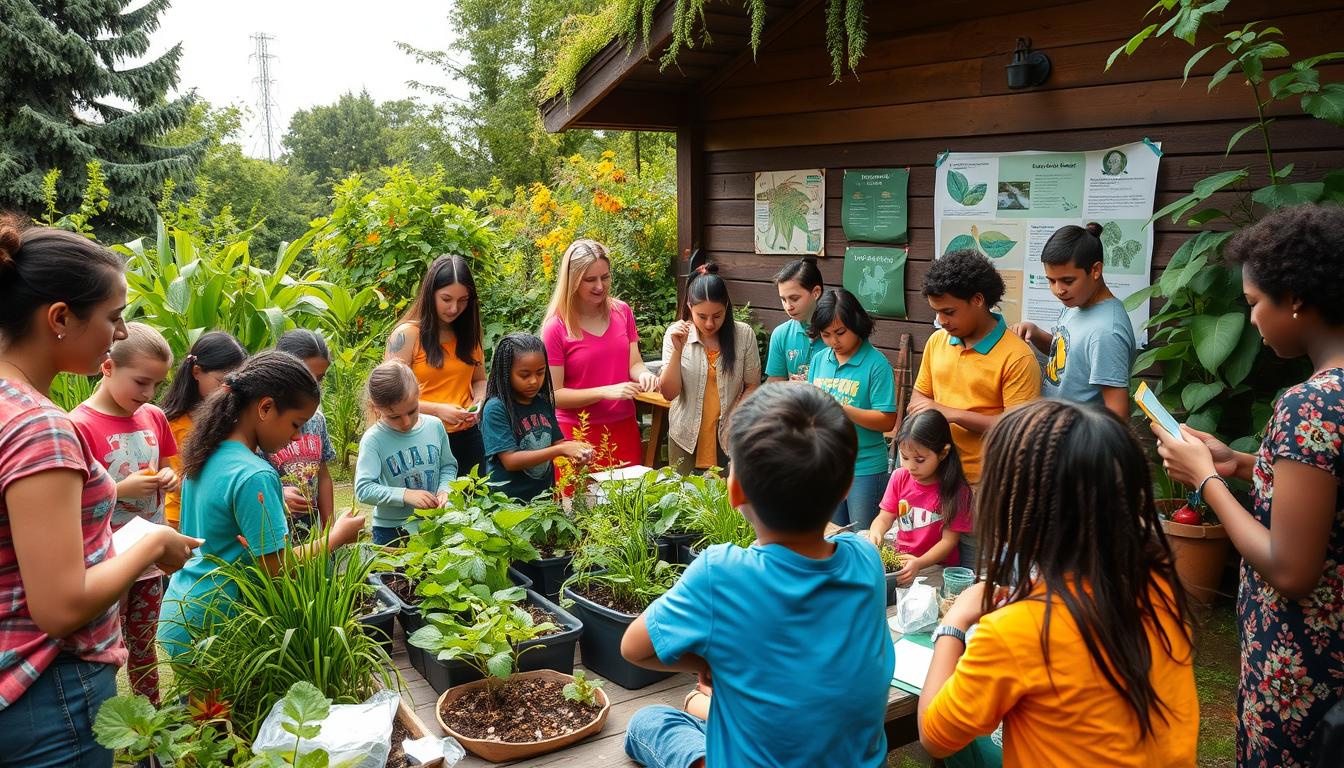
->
[1159, 204, 1344, 767]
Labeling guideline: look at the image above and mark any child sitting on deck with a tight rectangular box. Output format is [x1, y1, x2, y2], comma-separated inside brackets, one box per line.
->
[621, 382, 895, 768]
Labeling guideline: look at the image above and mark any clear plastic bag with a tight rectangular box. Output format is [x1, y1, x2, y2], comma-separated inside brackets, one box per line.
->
[252, 688, 398, 768]
[892, 576, 940, 634]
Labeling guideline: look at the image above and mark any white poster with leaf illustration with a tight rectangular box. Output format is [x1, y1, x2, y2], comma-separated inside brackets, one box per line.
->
[755, 170, 826, 255]
[933, 141, 1161, 340]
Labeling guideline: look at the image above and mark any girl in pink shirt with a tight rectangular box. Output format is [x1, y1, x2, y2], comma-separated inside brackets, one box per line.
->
[866, 410, 973, 586]
[70, 322, 178, 705]
[541, 239, 659, 468]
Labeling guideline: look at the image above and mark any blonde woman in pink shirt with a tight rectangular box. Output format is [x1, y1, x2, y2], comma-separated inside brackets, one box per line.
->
[541, 240, 659, 468]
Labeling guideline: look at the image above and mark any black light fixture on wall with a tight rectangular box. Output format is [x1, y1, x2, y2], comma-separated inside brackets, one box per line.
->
[1006, 37, 1051, 89]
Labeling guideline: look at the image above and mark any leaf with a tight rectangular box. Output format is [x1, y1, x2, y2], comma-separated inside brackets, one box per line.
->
[491, 507, 531, 531]
[1230, 436, 1261, 453]
[487, 650, 514, 679]
[281, 681, 330, 732]
[1302, 82, 1344, 126]
[295, 750, 331, 768]
[976, 230, 1016, 258]
[1123, 285, 1155, 312]
[1207, 57, 1240, 91]
[943, 234, 980, 256]
[1112, 239, 1143, 269]
[1193, 168, 1250, 197]
[946, 170, 969, 203]
[1225, 122, 1261, 155]
[1252, 182, 1326, 209]
[1190, 312, 1246, 372]
[1222, 324, 1263, 387]
[1182, 381, 1225, 413]
[93, 696, 157, 751]
[961, 184, 987, 206]
[1183, 44, 1218, 84]
[1101, 221, 1122, 249]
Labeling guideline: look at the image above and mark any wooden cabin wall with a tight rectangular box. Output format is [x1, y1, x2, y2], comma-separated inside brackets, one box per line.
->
[686, 0, 1344, 369]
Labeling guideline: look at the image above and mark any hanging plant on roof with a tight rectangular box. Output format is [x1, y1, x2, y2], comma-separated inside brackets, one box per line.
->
[542, 0, 869, 101]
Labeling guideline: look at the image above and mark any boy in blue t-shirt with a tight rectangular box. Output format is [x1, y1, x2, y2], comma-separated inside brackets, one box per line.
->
[621, 383, 895, 768]
[1010, 223, 1136, 420]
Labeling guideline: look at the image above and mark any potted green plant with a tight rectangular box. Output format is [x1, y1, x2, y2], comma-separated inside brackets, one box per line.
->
[880, 546, 905, 606]
[677, 471, 755, 564]
[513, 493, 582, 602]
[1155, 482, 1231, 606]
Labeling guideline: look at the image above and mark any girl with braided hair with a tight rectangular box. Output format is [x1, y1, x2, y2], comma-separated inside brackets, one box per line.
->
[919, 399, 1198, 766]
[158, 351, 366, 659]
[481, 333, 593, 501]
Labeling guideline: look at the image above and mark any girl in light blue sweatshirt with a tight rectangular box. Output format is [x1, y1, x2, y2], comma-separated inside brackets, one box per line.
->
[355, 361, 457, 545]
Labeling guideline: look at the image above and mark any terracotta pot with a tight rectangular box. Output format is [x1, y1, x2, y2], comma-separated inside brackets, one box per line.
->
[1157, 499, 1231, 604]
[434, 668, 610, 763]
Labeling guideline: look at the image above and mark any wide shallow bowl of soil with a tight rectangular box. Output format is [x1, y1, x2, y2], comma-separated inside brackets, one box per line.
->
[435, 668, 610, 763]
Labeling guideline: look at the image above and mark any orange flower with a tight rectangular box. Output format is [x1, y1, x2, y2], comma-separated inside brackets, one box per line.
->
[188, 690, 232, 722]
[611, 170, 627, 183]
[237, 534, 251, 550]
[365, 232, 380, 245]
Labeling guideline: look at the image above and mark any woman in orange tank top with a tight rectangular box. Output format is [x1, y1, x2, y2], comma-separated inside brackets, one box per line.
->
[386, 255, 487, 474]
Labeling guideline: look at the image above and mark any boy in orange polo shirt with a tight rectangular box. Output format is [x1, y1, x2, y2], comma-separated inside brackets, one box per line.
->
[911, 249, 1040, 565]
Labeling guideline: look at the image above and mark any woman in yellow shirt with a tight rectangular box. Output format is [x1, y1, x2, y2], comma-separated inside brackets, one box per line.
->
[918, 399, 1198, 767]
[157, 331, 247, 528]
[386, 255, 487, 474]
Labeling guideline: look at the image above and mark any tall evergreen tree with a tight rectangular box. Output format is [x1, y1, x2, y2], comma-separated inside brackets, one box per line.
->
[0, 0, 202, 235]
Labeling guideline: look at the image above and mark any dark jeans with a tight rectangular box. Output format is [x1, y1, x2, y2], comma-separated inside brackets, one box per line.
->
[0, 656, 116, 767]
[449, 425, 485, 477]
[371, 525, 409, 546]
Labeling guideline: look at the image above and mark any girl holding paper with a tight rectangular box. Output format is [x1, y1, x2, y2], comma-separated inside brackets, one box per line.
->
[1156, 204, 1344, 768]
[0, 222, 199, 767]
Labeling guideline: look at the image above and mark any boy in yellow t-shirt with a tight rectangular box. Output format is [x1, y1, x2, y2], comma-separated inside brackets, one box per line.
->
[918, 400, 1198, 767]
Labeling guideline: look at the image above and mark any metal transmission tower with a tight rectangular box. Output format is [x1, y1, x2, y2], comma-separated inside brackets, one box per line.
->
[249, 32, 279, 161]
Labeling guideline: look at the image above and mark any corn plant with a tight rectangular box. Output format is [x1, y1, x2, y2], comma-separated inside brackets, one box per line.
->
[165, 521, 395, 740]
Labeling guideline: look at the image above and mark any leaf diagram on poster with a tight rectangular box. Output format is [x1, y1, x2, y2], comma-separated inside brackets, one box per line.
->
[755, 170, 825, 255]
[933, 141, 1162, 340]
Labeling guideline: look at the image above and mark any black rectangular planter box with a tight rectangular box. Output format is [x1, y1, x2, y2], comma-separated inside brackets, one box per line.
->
[678, 543, 702, 566]
[563, 582, 674, 690]
[658, 533, 699, 565]
[510, 554, 573, 604]
[422, 589, 584, 694]
[356, 582, 400, 656]
[885, 570, 899, 607]
[369, 572, 426, 675]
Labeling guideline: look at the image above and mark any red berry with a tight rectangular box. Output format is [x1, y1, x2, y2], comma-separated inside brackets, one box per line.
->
[1172, 506, 1201, 525]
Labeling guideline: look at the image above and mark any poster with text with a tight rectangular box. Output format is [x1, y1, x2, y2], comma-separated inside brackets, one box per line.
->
[843, 246, 908, 318]
[755, 169, 826, 255]
[843, 168, 909, 244]
[932, 141, 1161, 341]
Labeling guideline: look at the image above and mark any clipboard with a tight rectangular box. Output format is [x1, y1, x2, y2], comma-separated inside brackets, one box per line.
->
[1134, 382, 1185, 442]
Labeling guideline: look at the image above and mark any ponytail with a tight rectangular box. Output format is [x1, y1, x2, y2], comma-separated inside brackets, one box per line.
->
[181, 351, 319, 477]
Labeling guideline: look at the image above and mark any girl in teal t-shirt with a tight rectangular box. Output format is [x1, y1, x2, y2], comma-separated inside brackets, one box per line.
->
[158, 352, 366, 658]
[766, 258, 826, 381]
[808, 289, 897, 529]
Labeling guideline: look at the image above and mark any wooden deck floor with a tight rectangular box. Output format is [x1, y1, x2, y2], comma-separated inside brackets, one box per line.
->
[389, 605, 918, 767]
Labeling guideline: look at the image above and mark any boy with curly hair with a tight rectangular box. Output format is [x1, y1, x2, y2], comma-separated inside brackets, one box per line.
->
[913, 249, 1040, 563]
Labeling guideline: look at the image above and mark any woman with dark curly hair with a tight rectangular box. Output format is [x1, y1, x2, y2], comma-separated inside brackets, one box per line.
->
[1157, 204, 1344, 768]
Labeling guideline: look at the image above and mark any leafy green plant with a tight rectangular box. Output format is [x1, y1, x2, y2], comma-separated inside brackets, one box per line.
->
[519, 493, 582, 557]
[879, 545, 904, 574]
[93, 693, 252, 767]
[1108, 0, 1344, 447]
[408, 599, 555, 705]
[678, 471, 756, 550]
[34, 161, 110, 235]
[562, 669, 605, 707]
[48, 372, 98, 412]
[166, 523, 395, 739]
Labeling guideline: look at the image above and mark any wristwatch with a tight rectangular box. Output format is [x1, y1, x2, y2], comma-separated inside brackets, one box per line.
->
[932, 624, 967, 645]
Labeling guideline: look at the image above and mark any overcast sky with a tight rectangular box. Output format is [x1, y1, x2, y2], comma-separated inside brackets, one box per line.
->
[149, 1, 464, 157]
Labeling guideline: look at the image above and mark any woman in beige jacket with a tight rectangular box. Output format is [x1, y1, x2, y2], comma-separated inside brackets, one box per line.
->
[658, 264, 761, 474]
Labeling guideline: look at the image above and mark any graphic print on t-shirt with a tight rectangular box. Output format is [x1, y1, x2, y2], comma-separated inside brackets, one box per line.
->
[384, 443, 442, 491]
[895, 503, 943, 532]
[517, 411, 557, 479]
[1045, 326, 1069, 386]
[813, 375, 861, 406]
[99, 429, 161, 522]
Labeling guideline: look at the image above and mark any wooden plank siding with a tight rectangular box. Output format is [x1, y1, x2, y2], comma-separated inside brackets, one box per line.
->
[683, 0, 1344, 370]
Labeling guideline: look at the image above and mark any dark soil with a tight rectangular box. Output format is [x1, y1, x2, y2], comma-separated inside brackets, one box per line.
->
[385, 719, 413, 768]
[439, 677, 601, 742]
[573, 582, 644, 616]
[525, 604, 564, 637]
[383, 574, 420, 606]
[357, 591, 395, 617]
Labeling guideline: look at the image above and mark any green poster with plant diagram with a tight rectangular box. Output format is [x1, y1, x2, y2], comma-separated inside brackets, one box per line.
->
[843, 247, 907, 318]
[843, 168, 909, 243]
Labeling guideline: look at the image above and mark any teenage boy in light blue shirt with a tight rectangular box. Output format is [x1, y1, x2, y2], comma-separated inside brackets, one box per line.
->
[621, 383, 895, 768]
[1011, 223, 1136, 420]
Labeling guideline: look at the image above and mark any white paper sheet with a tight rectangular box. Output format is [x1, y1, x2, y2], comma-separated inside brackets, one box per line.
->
[111, 516, 164, 581]
[892, 638, 935, 691]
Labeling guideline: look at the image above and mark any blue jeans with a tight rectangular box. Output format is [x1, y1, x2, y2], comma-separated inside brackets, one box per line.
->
[625, 705, 707, 768]
[371, 525, 409, 546]
[832, 471, 890, 531]
[0, 656, 116, 767]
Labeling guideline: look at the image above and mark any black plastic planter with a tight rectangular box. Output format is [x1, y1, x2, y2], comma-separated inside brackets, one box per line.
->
[885, 570, 900, 606]
[356, 582, 400, 655]
[563, 582, 674, 690]
[422, 589, 584, 694]
[508, 566, 533, 590]
[511, 554, 574, 603]
[679, 543, 702, 566]
[369, 572, 425, 675]
[658, 532, 698, 565]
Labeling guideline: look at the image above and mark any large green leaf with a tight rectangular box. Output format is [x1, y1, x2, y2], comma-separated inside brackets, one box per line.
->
[1182, 381, 1225, 413]
[947, 170, 969, 203]
[1302, 82, 1344, 126]
[976, 230, 1016, 258]
[961, 184, 987, 206]
[1190, 311, 1246, 372]
[1253, 182, 1326, 209]
[944, 234, 980, 256]
[92, 696, 157, 751]
[1222, 324, 1263, 387]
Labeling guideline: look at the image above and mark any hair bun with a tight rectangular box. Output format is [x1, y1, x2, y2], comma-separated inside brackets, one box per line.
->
[1084, 222, 1104, 238]
[0, 218, 22, 274]
[703, 262, 720, 275]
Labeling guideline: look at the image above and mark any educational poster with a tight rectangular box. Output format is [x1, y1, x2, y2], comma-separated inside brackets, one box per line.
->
[932, 141, 1161, 339]
[754, 169, 825, 255]
[842, 168, 909, 243]
[842, 246, 908, 318]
